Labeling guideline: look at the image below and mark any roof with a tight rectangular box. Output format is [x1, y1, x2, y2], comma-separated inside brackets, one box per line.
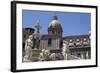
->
[23, 28, 35, 33]
[63, 34, 90, 40]
[40, 34, 61, 40]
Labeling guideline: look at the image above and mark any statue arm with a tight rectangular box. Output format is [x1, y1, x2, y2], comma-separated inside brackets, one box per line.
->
[27, 40, 33, 47]
[29, 42, 33, 47]
[25, 40, 28, 51]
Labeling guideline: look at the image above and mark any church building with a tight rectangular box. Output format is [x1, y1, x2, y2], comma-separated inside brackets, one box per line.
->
[33, 16, 63, 51]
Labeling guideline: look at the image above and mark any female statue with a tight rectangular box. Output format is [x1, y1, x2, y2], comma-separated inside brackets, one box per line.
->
[24, 35, 33, 61]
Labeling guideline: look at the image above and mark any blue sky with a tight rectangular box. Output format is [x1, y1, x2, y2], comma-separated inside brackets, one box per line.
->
[22, 10, 91, 36]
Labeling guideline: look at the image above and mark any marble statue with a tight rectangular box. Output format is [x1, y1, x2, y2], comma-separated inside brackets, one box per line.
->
[38, 49, 51, 61]
[24, 35, 33, 62]
[62, 41, 69, 60]
[38, 49, 45, 61]
[50, 53, 57, 61]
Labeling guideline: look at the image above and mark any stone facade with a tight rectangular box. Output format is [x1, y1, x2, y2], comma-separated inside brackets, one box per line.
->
[63, 34, 91, 59]
[38, 34, 62, 50]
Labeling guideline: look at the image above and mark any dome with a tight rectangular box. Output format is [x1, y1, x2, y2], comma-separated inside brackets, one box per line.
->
[48, 16, 63, 35]
[49, 20, 60, 27]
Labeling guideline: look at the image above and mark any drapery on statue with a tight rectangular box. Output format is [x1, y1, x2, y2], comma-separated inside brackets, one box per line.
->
[38, 49, 45, 61]
[24, 35, 33, 61]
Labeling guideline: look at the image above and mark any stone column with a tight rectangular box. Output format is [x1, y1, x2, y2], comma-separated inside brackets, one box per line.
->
[81, 53, 84, 59]
[55, 39, 57, 48]
[57, 39, 59, 49]
[86, 51, 89, 59]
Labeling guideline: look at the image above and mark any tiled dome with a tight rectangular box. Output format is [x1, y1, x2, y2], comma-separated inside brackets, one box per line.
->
[48, 16, 63, 34]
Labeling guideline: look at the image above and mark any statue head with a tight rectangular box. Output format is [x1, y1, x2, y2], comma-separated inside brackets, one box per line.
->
[63, 40, 69, 49]
[29, 35, 33, 40]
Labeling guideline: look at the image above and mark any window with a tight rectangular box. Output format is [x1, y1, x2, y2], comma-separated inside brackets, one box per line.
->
[48, 38, 52, 46]
[60, 40, 63, 48]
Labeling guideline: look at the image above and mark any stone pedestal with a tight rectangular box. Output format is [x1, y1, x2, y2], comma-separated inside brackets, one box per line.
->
[31, 49, 41, 61]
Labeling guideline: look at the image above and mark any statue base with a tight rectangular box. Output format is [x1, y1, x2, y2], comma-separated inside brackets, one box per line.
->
[31, 49, 41, 61]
